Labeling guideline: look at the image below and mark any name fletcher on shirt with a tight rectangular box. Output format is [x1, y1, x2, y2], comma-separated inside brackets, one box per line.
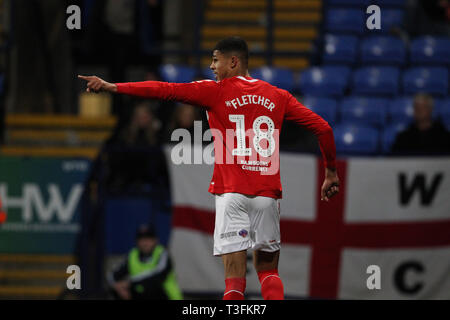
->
[226, 95, 276, 111]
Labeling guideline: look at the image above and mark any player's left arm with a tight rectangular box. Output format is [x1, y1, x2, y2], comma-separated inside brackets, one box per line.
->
[284, 93, 339, 201]
[78, 75, 220, 109]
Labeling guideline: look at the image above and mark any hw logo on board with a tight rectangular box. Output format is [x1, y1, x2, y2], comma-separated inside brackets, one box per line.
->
[0, 183, 83, 232]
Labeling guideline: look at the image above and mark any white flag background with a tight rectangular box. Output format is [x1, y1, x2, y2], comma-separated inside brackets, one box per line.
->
[165, 146, 450, 299]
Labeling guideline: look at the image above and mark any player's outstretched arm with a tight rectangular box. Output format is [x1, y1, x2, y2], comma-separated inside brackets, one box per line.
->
[79, 75, 219, 109]
[78, 75, 117, 93]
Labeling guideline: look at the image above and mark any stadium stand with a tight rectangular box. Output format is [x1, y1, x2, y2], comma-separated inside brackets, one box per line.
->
[302, 96, 338, 124]
[339, 96, 388, 127]
[437, 99, 450, 123]
[322, 34, 359, 65]
[202, 67, 216, 80]
[324, 8, 365, 35]
[251, 66, 295, 91]
[401, 67, 448, 97]
[202, 0, 323, 70]
[369, 9, 405, 34]
[0, 254, 74, 299]
[360, 35, 407, 65]
[326, 0, 370, 7]
[159, 64, 197, 83]
[298, 66, 351, 97]
[381, 121, 409, 154]
[388, 96, 415, 124]
[376, 0, 407, 7]
[351, 66, 400, 96]
[333, 123, 380, 154]
[410, 36, 450, 65]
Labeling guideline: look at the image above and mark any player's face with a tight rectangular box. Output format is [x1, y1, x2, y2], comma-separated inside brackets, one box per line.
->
[210, 50, 232, 81]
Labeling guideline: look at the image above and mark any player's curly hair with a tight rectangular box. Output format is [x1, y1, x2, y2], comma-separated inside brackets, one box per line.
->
[213, 36, 249, 68]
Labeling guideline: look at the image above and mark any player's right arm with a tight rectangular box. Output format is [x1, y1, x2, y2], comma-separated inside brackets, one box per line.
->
[283, 92, 340, 201]
[78, 75, 220, 109]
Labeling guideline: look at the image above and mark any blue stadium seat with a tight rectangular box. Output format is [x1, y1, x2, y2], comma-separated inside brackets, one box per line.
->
[82, 0, 96, 27]
[360, 36, 406, 65]
[388, 97, 414, 123]
[445, 122, 450, 131]
[368, 9, 404, 34]
[436, 99, 450, 123]
[299, 66, 351, 97]
[202, 67, 215, 80]
[301, 96, 338, 124]
[410, 36, 450, 65]
[322, 34, 359, 64]
[402, 67, 448, 97]
[139, 0, 162, 54]
[351, 66, 400, 96]
[334, 123, 380, 154]
[387, 96, 441, 123]
[251, 66, 295, 91]
[376, 0, 406, 7]
[382, 122, 409, 153]
[340, 96, 388, 127]
[325, 9, 365, 34]
[159, 64, 196, 83]
[326, 0, 370, 7]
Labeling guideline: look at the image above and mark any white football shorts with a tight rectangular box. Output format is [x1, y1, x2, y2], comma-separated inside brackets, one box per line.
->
[213, 192, 281, 256]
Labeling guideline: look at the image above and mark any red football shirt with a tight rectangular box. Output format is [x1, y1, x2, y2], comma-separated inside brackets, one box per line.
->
[116, 75, 336, 199]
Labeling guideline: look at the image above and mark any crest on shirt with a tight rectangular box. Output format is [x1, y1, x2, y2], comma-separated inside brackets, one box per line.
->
[238, 229, 248, 238]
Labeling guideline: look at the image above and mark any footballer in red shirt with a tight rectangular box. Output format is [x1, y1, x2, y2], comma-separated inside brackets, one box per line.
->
[79, 36, 340, 300]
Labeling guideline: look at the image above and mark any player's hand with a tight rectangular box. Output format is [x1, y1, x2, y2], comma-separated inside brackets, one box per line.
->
[78, 75, 117, 93]
[321, 168, 339, 202]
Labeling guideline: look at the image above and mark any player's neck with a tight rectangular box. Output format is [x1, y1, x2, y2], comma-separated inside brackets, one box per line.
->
[225, 69, 249, 79]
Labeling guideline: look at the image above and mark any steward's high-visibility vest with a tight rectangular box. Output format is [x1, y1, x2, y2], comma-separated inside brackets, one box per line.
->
[128, 245, 183, 300]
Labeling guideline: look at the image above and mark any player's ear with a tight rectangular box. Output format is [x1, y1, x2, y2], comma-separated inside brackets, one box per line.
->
[230, 55, 238, 69]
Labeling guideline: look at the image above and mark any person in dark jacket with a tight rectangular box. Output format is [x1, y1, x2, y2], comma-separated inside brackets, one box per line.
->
[391, 93, 450, 155]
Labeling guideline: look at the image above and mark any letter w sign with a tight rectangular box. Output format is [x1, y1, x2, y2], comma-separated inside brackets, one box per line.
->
[398, 173, 443, 206]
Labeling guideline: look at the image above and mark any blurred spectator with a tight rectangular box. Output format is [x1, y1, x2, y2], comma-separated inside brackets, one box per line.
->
[107, 224, 183, 300]
[86, 101, 168, 199]
[103, 102, 167, 195]
[391, 93, 450, 155]
[280, 121, 319, 154]
[83, 0, 162, 114]
[10, 0, 74, 113]
[78, 101, 169, 297]
[164, 103, 204, 144]
[405, 0, 450, 36]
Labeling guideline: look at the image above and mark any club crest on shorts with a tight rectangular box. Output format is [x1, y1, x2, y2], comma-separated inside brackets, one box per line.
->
[238, 229, 248, 238]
